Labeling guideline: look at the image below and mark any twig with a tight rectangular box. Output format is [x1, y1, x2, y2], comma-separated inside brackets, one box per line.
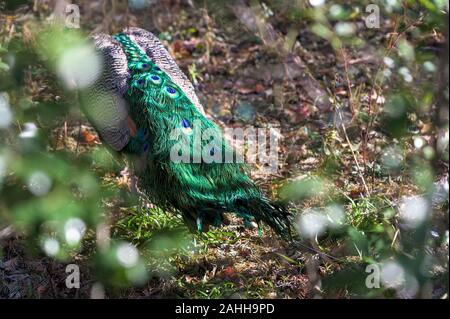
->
[293, 240, 346, 263]
[75, 90, 84, 155]
[340, 48, 355, 117]
[391, 228, 400, 248]
[340, 120, 371, 196]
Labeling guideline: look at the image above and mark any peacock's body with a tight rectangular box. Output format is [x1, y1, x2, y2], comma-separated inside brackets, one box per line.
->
[82, 27, 291, 239]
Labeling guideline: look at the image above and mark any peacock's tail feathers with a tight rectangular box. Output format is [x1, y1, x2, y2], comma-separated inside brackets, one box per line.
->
[110, 32, 292, 239]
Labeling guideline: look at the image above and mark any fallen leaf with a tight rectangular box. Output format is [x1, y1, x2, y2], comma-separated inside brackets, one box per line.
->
[222, 266, 236, 278]
[82, 128, 98, 145]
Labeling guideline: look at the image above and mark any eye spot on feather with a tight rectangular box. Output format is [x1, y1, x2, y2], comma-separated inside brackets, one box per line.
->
[136, 79, 145, 87]
[140, 63, 150, 71]
[149, 75, 161, 85]
[181, 119, 190, 128]
[181, 119, 192, 135]
[165, 86, 179, 98]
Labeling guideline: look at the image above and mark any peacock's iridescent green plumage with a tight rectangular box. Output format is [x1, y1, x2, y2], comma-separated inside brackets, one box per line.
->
[108, 33, 291, 238]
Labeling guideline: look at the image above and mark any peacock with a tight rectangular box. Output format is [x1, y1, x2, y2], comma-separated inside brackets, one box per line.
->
[81, 27, 291, 239]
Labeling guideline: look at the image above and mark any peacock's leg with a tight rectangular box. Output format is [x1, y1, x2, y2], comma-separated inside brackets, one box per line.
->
[195, 209, 224, 232]
[213, 213, 223, 227]
[196, 212, 204, 232]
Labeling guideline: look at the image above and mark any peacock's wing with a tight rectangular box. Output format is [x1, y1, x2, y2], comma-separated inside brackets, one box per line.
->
[80, 33, 132, 151]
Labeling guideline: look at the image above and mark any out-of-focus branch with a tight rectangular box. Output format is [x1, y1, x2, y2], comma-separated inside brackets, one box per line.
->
[436, 16, 449, 129]
[231, 0, 332, 113]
